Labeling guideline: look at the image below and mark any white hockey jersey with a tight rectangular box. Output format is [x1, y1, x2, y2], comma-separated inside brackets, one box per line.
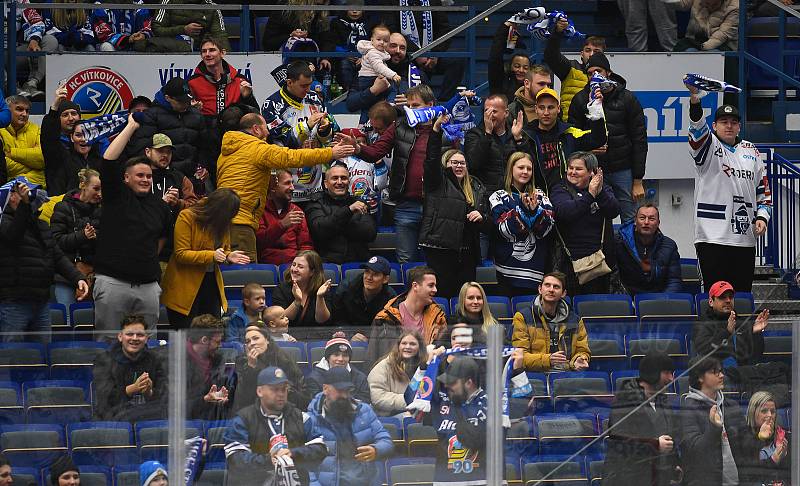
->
[688, 115, 772, 247]
[338, 155, 388, 214]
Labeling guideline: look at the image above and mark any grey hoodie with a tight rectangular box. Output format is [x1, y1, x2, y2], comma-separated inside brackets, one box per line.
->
[685, 387, 740, 486]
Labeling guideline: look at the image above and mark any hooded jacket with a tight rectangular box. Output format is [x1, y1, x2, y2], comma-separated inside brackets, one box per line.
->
[92, 341, 167, 421]
[614, 219, 682, 295]
[1, 121, 45, 187]
[692, 308, 765, 366]
[331, 277, 396, 334]
[679, 0, 739, 50]
[602, 378, 680, 486]
[511, 295, 590, 371]
[508, 85, 538, 127]
[0, 201, 84, 302]
[305, 394, 394, 486]
[367, 293, 448, 365]
[681, 388, 747, 486]
[188, 59, 258, 118]
[126, 90, 208, 177]
[224, 398, 326, 486]
[568, 72, 648, 179]
[356, 39, 399, 79]
[50, 189, 102, 266]
[306, 359, 371, 405]
[216, 130, 333, 230]
[255, 198, 313, 265]
[304, 190, 377, 264]
[41, 109, 103, 196]
[419, 131, 490, 259]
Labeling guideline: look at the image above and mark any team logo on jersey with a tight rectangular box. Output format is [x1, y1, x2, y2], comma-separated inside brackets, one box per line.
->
[296, 166, 316, 185]
[63, 67, 134, 119]
[351, 178, 369, 197]
[418, 376, 434, 399]
[731, 196, 751, 235]
[447, 435, 478, 473]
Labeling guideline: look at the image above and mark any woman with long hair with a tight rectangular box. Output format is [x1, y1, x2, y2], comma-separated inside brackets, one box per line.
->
[49, 0, 96, 52]
[271, 250, 333, 339]
[161, 188, 250, 329]
[231, 323, 308, 412]
[740, 391, 790, 484]
[367, 330, 427, 417]
[419, 114, 490, 298]
[490, 151, 555, 297]
[50, 168, 102, 306]
[449, 282, 499, 345]
[261, 0, 333, 71]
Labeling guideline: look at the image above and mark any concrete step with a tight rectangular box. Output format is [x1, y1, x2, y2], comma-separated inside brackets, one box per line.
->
[754, 265, 782, 278]
[752, 281, 789, 301]
[756, 299, 800, 315]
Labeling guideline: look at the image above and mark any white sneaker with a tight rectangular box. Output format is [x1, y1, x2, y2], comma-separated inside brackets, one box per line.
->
[18, 79, 44, 99]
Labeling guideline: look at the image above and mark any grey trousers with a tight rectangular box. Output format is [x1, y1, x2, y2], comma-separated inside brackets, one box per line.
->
[93, 274, 161, 341]
[617, 0, 678, 52]
[16, 34, 58, 84]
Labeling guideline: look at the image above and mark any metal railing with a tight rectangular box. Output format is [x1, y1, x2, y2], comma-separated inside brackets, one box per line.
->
[756, 144, 800, 273]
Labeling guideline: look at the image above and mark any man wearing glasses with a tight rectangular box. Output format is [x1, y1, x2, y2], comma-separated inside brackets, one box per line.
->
[93, 315, 167, 421]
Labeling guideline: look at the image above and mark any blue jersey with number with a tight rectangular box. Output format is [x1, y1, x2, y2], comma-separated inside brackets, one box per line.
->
[430, 387, 489, 485]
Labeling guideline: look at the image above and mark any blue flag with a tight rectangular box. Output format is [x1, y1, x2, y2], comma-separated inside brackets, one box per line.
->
[529, 11, 585, 41]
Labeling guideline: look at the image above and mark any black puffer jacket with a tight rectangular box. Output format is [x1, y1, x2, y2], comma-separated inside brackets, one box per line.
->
[305, 190, 377, 264]
[419, 132, 489, 267]
[126, 91, 209, 177]
[567, 72, 648, 179]
[463, 119, 517, 195]
[50, 190, 102, 265]
[0, 202, 83, 301]
[41, 109, 102, 196]
[92, 341, 167, 421]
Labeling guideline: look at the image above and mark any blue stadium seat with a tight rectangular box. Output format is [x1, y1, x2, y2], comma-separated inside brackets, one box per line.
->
[401, 262, 427, 285]
[50, 303, 70, 341]
[511, 295, 536, 315]
[221, 264, 279, 301]
[219, 341, 244, 366]
[386, 457, 435, 486]
[523, 454, 588, 484]
[277, 263, 340, 284]
[10, 467, 40, 486]
[48, 341, 108, 382]
[69, 302, 95, 327]
[506, 416, 537, 465]
[634, 293, 695, 316]
[340, 261, 403, 287]
[114, 465, 139, 486]
[626, 334, 689, 369]
[549, 372, 612, 398]
[0, 342, 48, 382]
[135, 420, 204, 463]
[23, 379, 92, 424]
[573, 294, 636, 336]
[535, 413, 600, 455]
[405, 422, 438, 457]
[254, 16, 270, 53]
[680, 258, 701, 294]
[276, 341, 308, 370]
[0, 381, 23, 425]
[0, 423, 67, 468]
[205, 419, 232, 463]
[586, 333, 627, 373]
[68, 421, 137, 466]
[432, 297, 450, 317]
[486, 295, 512, 319]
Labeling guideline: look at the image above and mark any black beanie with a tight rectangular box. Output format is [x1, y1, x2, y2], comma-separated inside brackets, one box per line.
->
[57, 100, 81, 117]
[638, 352, 674, 385]
[586, 52, 611, 72]
[50, 455, 79, 486]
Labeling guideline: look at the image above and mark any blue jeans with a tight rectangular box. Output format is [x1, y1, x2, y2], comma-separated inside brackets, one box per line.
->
[605, 169, 636, 224]
[394, 200, 423, 263]
[0, 300, 50, 344]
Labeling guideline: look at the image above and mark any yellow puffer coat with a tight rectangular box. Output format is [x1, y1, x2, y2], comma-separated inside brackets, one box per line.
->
[216, 131, 333, 230]
[2, 121, 45, 186]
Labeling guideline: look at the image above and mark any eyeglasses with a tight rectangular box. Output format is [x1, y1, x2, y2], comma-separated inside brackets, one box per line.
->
[709, 368, 724, 375]
[449, 160, 467, 167]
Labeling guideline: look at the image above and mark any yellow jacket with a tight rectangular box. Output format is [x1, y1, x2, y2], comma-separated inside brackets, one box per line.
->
[216, 131, 333, 230]
[38, 194, 65, 224]
[511, 298, 590, 371]
[160, 208, 229, 315]
[560, 67, 589, 122]
[2, 121, 45, 186]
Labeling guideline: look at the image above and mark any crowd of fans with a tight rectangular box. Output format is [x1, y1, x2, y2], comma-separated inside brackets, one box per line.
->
[0, 0, 790, 485]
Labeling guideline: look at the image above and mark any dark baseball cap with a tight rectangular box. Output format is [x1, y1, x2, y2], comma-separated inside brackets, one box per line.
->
[437, 356, 479, 385]
[323, 366, 355, 391]
[714, 104, 740, 121]
[163, 77, 193, 103]
[361, 256, 391, 275]
[257, 366, 290, 386]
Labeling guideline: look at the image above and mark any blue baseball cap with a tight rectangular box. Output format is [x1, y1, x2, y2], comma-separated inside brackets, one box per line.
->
[323, 366, 355, 391]
[257, 366, 289, 386]
[361, 256, 391, 275]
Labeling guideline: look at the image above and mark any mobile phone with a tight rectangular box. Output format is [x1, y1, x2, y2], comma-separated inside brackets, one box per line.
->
[58, 78, 67, 88]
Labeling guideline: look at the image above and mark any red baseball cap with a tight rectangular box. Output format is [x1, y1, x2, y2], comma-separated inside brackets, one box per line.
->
[708, 281, 735, 298]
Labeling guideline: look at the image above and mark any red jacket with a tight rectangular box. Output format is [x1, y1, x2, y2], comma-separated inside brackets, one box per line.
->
[255, 199, 313, 265]
[187, 60, 258, 117]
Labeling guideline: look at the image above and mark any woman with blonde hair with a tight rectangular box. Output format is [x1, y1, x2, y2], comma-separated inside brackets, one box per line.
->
[490, 151, 555, 296]
[161, 188, 250, 329]
[48, 0, 96, 51]
[419, 114, 490, 298]
[367, 330, 427, 417]
[450, 282, 499, 345]
[261, 0, 333, 71]
[271, 250, 333, 339]
[740, 391, 790, 484]
[50, 168, 103, 306]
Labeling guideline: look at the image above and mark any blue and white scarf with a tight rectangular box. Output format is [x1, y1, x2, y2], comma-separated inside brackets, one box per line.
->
[184, 436, 207, 486]
[408, 63, 424, 88]
[529, 11, 585, 41]
[76, 110, 129, 145]
[407, 346, 531, 428]
[683, 72, 741, 98]
[403, 93, 482, 142]
[400, 0, 433, 48]
[0, 177, 49, 224]
[589, 72, 617, 103]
